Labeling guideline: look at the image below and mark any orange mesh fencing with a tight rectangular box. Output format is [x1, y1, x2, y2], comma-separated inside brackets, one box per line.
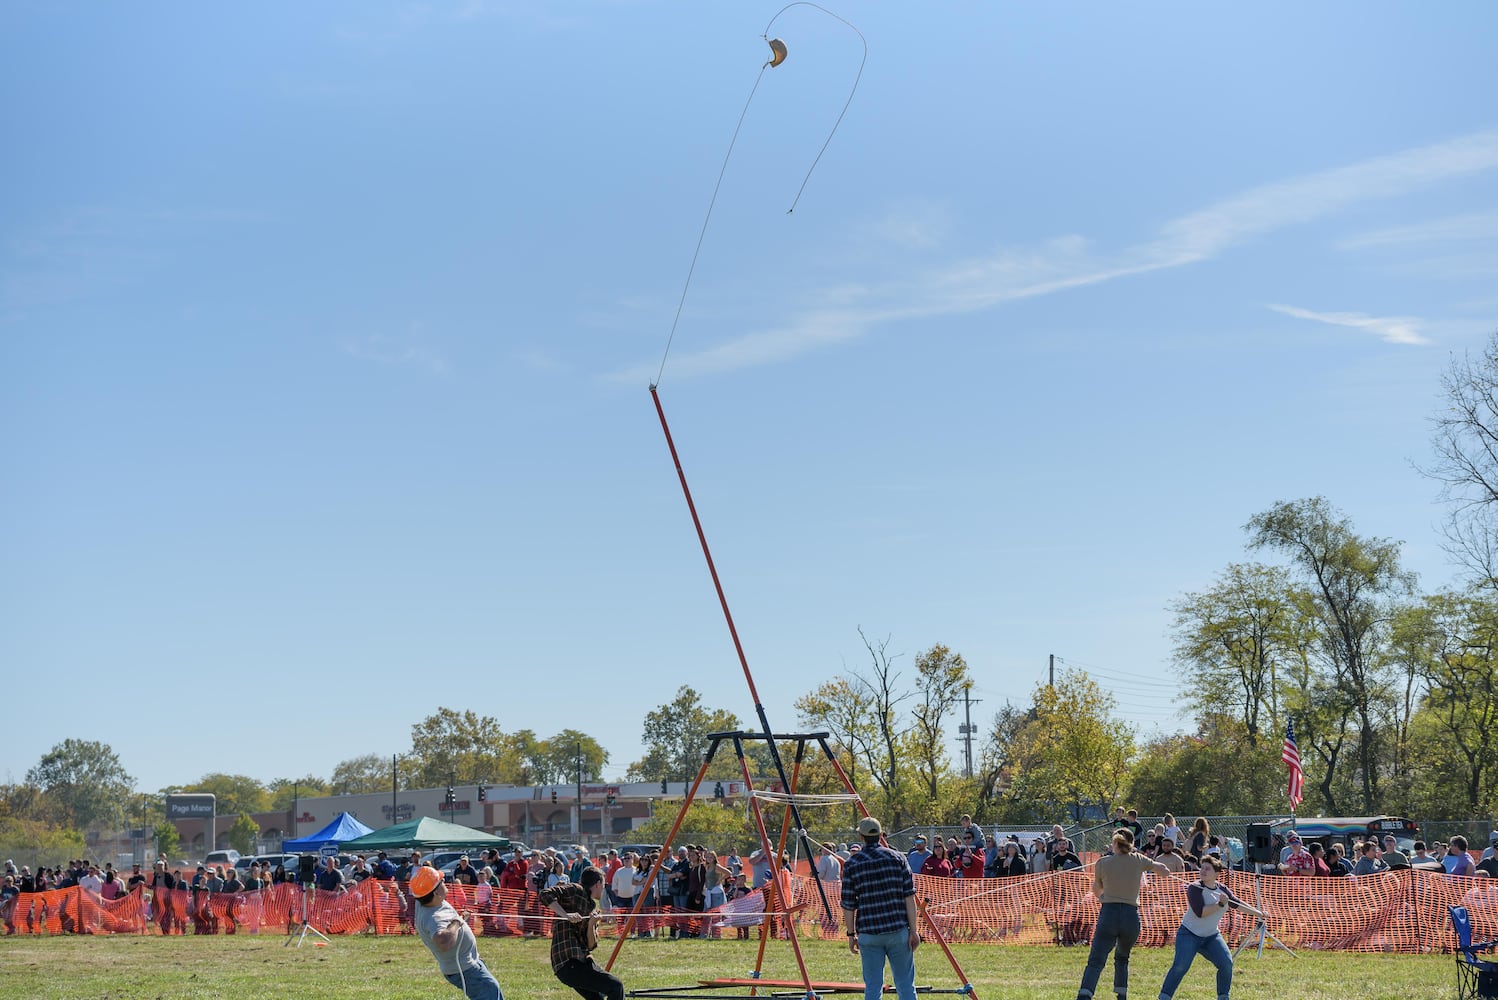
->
[4, 868, 1493, 953]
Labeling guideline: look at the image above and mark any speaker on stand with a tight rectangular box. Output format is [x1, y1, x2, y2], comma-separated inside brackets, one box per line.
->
[1245, 823, 1275, 865]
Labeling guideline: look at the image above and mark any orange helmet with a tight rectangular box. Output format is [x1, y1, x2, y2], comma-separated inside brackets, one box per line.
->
[409, 864, 442, 898]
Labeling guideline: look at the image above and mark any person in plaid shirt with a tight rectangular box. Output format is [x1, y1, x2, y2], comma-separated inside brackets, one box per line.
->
[840, 816, 920, 1000]
[539, 867, 623, 1000]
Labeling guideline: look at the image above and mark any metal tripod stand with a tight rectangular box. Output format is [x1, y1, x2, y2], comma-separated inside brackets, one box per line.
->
[285, 880, 331, 948]
[1232, 863, 1295, 960]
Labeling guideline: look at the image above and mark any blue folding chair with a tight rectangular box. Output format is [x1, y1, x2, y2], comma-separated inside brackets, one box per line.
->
[1451, 905, 1498, 999]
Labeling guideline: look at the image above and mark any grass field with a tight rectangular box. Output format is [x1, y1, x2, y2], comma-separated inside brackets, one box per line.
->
[0, 934, 1451, 1000]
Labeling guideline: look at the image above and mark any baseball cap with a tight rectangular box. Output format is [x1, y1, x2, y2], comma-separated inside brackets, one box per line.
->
[409, 865, 442, 898]
[856, 816, 882, 837]
[1286, 832, 1300, 841]
[912, 835, 926, 844]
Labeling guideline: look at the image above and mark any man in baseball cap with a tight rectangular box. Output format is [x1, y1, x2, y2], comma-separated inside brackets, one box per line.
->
[906, 836, 931, 873]
[841, 816, 920, 1000]
[410, 864, 505, 999]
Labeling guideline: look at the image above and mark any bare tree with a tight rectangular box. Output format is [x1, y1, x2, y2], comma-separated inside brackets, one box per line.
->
[852, 628, 912, 814]
[1425, 331, 1498, 590]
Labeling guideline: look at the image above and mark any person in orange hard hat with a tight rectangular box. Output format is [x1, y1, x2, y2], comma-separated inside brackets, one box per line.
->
[410, 863, 504, 999]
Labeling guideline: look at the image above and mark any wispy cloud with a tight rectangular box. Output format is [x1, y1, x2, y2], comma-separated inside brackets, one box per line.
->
[617, 128, 1498, 381]
[340, 333, 451, 374]
[1268, 303, 1430, 346]
[1339, 211, 1498, 249]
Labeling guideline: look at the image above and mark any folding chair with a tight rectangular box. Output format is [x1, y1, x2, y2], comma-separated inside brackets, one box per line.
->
[1451, 905, 1498, 999]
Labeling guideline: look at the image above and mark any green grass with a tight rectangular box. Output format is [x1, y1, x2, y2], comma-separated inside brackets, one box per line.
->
[0, 933, 1450, 999]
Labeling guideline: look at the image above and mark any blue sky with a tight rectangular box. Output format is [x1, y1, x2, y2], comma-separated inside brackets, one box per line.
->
[4, 1, 1497, 797]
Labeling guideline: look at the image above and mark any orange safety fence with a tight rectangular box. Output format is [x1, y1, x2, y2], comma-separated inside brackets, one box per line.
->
[3, 869, 1493, 954]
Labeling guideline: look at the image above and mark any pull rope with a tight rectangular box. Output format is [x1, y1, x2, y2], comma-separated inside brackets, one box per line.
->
[653, 4, 866, 388]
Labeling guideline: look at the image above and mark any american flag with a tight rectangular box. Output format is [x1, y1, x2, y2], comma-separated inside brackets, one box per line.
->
[1282, 718, 1304, 810]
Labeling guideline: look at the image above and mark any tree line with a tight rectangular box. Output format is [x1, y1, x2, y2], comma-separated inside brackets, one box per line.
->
[7, 334, 1498, 850]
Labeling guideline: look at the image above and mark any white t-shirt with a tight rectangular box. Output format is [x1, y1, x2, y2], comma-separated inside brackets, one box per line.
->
[415, 900, 481, 977]
[611, 866, 637, 900]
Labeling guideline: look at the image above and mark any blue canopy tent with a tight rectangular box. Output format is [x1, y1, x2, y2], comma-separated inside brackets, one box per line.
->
[283, 811, 375, 853]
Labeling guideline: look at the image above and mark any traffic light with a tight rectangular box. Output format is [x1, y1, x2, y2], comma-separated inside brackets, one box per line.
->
[660, 779, 668, 794]
[550, 788, 558, 804]
[606, 792, 616, 807]
[445, 786, 455, 807]
[477, 786, 486, 802]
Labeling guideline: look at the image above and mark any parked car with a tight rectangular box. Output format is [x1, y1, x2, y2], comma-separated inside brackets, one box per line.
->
[204, 849, 241, 868]
[613, 843, 661, 859]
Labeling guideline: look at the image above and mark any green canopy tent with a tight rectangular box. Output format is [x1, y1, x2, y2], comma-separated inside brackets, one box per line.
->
[340, 816, 510, 852]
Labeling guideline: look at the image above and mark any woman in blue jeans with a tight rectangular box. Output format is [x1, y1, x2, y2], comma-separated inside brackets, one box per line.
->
[1158, 855, 1266, 1000]
[1076, 831, 1176, 1000]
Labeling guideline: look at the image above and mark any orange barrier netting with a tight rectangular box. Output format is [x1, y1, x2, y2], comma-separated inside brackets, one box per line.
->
[3, 870, 1493, 954]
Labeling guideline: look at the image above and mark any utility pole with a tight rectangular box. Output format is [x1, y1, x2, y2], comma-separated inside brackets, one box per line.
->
[391, 754, 398, 828]
[957, 686, 982, 778]
[1049, 653, 1055, 688]
[575, 741, 583, 840]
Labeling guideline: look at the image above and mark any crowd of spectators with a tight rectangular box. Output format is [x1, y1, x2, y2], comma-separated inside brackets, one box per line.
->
[3, 820, 1494, 937]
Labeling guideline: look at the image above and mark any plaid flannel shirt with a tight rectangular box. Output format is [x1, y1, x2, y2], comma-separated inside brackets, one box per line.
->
[538, 881, 595, 971]
[840, 844, 914, 936]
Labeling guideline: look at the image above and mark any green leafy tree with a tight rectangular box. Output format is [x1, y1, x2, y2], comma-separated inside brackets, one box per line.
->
[1390, 591, 1498, 814]
[1170, 563, 1297, 745]
[331, 754, 393, 796]
[154, 821, 180, 860]
[627, 800, 757, 851]
[527, 730, 609, 786]
[408, 708, 515, 787]
[630, 687, 741, 785]
[25, 738, 134, 831]
[267, 776, 330, 811]
[1127, 715, 1283, 816]
[1003, 670, 1134, 823]
[228, 813, 261, 855]
[1247, 497, 1415, 812]
[174, 773, 269, 816]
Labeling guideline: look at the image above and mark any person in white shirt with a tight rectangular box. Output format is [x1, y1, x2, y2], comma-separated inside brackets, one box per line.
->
[1157, 855, 1266, 1000]
[610, 854, 638, 914]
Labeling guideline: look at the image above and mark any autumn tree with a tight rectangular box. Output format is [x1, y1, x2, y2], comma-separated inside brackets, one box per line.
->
[910, 644, 971, 799]
[795, 675, 877, 797]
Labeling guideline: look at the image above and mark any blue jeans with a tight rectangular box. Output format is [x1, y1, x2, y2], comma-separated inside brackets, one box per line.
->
[1077, 902, 1140, 999]
[444, 959, 502, 1000]
[1159, 926, 1232, 1000]
[858, 928, 916, 1000]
